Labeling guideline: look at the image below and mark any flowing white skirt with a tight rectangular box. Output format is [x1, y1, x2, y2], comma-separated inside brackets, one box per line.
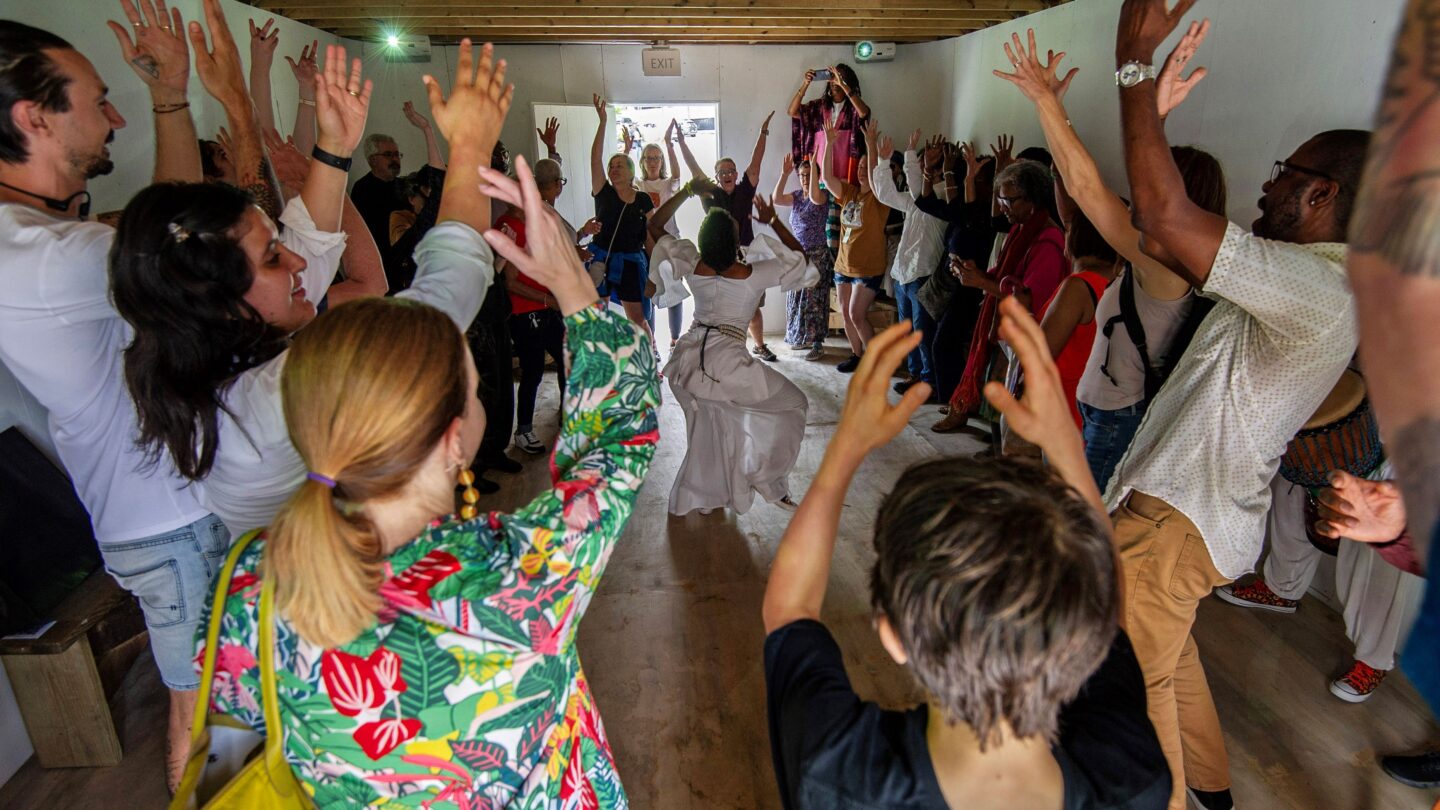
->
[664, 328, 808, 515]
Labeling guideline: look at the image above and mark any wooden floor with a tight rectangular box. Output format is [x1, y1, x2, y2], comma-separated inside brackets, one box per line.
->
[4, 339, 1438, 809]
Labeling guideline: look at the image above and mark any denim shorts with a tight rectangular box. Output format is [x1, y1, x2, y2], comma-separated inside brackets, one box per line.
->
[100, 514, 230, 690]
[833, 272, 883, 292]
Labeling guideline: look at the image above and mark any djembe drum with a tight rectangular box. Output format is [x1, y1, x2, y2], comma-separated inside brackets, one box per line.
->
[1277, 370, 1384, 554]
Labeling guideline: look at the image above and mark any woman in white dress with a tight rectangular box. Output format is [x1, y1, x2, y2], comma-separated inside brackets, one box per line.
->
[649, 185, 820, 515]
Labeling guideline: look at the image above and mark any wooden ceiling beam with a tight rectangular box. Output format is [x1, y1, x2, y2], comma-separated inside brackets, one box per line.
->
[256, 0, 1050, 12]
[330, 27, 983, 39]
[321, 19, 989, 31]
[265, 6, 1026, 22]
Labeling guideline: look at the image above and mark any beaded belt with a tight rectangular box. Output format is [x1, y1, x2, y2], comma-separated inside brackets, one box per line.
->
[691, 321, 747, 382]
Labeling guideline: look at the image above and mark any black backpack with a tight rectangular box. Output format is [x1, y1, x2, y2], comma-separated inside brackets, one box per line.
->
[1100, 268, 1214, 401]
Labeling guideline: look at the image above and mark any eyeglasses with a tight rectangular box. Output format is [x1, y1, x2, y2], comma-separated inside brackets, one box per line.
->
[716, 169, 739, 178]
[1270, 160, 1337, 186]
[996, 193, 1025, 207]
[375, 151, 403, 160]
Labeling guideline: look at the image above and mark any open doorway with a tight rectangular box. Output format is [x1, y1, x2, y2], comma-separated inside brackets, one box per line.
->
[532, 101, 720, 346]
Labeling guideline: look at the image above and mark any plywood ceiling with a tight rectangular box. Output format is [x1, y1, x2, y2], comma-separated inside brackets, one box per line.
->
[247, 0, 1070, 45]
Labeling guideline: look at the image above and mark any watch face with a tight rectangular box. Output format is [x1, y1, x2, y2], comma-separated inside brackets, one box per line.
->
[1119, 63, 1142, 87]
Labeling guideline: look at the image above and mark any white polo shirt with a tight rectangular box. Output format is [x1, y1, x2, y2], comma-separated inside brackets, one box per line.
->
[1104, 222, 1357, 578]
[0, 202, 208, 544]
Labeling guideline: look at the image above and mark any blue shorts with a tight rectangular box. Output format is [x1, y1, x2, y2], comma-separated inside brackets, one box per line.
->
[99, 514, 230, 690]
[833, 272, 883, 292]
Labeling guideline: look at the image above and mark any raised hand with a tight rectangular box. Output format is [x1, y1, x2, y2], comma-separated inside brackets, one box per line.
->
[995, 29, 1079, 104]
[908, 128, 922, 152]
[248, 18, 278, 65]
[671, 117, 685, 142]
[107, 0, 189, 97]
[403, 100, 431, 131]
[753, 193, 779, 225]
[593, 93, 608, 122]
[284, 39, 319, 96]
[961, 140, 983, 176]
[313, 44, 371, 156]
[263, 128, 308, 191]
[924, 135, 945, 170]
[983, 296, 1081, 459]
[829, 64, 852, 96]
[803, 68, 816, 83]
[761, 110, 776, 136]
[188, 0, 249, 109]
[861, 117, 880, 146]
[1156, 18, 1211, 118]
[781, 152, 794, 175]
[942, 142, 960, 173]
[990, 133, 1015, 171]
[480, 156, 599, 315]
[831, 322, 932, 462]
[1118, 0, 1200, 62]
[424, 40, 513, 153]
[877, 133, 894, 159]
[1315, 473, 1408, 543]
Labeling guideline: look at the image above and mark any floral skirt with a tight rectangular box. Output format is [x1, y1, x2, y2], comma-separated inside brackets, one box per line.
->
[785, 245, 834, 347]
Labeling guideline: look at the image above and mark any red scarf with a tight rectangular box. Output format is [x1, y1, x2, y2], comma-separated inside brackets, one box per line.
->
[948, 210, 1058, 415]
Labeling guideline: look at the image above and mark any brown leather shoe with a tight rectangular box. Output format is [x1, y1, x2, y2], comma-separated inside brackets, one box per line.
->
[930, 411, 970, 433]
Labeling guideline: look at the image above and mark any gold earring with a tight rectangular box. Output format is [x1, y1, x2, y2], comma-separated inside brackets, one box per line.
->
[458, 467, 480, 520]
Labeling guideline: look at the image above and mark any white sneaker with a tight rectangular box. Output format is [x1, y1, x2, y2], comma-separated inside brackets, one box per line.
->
[514, 430, 545, 455]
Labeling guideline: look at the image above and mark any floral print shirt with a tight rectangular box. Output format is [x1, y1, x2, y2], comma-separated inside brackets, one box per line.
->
[198, 308, 659, 809]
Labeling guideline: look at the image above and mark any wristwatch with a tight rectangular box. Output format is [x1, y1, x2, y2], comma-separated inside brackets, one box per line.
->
[1115, 61, 1158, 88]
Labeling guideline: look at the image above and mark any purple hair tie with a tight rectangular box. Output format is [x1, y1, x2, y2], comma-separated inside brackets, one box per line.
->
[307, 472, 337, 489]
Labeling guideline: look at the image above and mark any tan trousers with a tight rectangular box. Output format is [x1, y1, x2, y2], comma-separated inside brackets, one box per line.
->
[1113, 491, 1233, 810]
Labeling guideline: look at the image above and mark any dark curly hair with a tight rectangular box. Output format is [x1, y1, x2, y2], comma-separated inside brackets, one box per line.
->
[109, 182, 288, 480]
[698, 207, 740, 271]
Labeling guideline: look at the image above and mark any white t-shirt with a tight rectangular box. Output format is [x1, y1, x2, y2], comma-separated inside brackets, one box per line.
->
[204, 210, 494, 535]
[0, 203, 208, 544]
[1104, 223, 1356, 578]
[638, 177, 682, 238]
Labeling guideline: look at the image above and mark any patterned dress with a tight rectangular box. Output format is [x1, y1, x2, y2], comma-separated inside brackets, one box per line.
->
[198, 308, 660, 809]
[784, 189, 835, 348]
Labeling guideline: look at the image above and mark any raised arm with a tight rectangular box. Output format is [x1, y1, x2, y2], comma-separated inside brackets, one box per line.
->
[537, 116, 562, 162]
[1116, 2, 1225, 285]
[590, 94, 608, 196]
[997, 28, 1197, 300]
[109, 0, 202, 183]
[788, 69, 814, 118]
[404, 100, 446, 169]
[427, 40, 512, 234]
[297, 45, 371, 232]
[664, 120, 682, 179]
[763, 325, 930, 632]
[283, 40, 319, 155]
[746, 111, 774, 186]
[861, 118, 882, 179]
[1347, 0, 1440, 554]
[773, 152, 795, 206]
[247, 18, 279, 134]
[869, 131, 917, 214]
[675, 123, 706, 180]
[754, 194, 804, 253]
[327, 196, 389, 303]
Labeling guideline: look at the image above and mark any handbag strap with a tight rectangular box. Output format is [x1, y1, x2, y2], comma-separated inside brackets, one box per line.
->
[187, 528, 265, 745]
[602, 193, 630, 257]
[258, 572, 302, 799]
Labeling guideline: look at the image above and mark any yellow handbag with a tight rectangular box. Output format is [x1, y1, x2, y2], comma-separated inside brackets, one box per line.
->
[169, 530, 312, 810]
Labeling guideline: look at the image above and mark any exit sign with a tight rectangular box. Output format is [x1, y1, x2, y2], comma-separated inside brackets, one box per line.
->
[642, 48, 681, 77]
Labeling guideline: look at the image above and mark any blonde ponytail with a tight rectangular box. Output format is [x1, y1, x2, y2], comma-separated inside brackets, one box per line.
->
[267, 297, 469, 648]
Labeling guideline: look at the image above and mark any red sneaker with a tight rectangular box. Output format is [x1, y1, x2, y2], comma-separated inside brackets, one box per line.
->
[1214, 577, 1299, 613]
[1331, 660, 1387, 703]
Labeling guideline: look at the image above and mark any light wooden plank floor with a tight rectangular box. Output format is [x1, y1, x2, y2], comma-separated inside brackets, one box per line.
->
[3, 340, 1437, 809]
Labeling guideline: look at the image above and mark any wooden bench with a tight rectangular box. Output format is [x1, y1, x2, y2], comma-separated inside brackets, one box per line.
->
[0, 571, 147, 768]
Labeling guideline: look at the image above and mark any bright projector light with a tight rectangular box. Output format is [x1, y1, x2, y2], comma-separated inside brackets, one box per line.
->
[386, 34, 401, 48]
[856, 41, 874, 59]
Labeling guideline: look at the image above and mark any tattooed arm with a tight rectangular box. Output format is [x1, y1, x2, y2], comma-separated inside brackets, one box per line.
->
[1349, 0, 1440, 560]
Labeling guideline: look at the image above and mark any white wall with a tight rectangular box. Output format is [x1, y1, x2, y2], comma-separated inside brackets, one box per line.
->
[945, 0, 1407, 226]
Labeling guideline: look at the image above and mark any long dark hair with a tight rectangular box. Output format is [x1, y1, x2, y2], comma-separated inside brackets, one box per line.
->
[109, 182, 288, 480]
